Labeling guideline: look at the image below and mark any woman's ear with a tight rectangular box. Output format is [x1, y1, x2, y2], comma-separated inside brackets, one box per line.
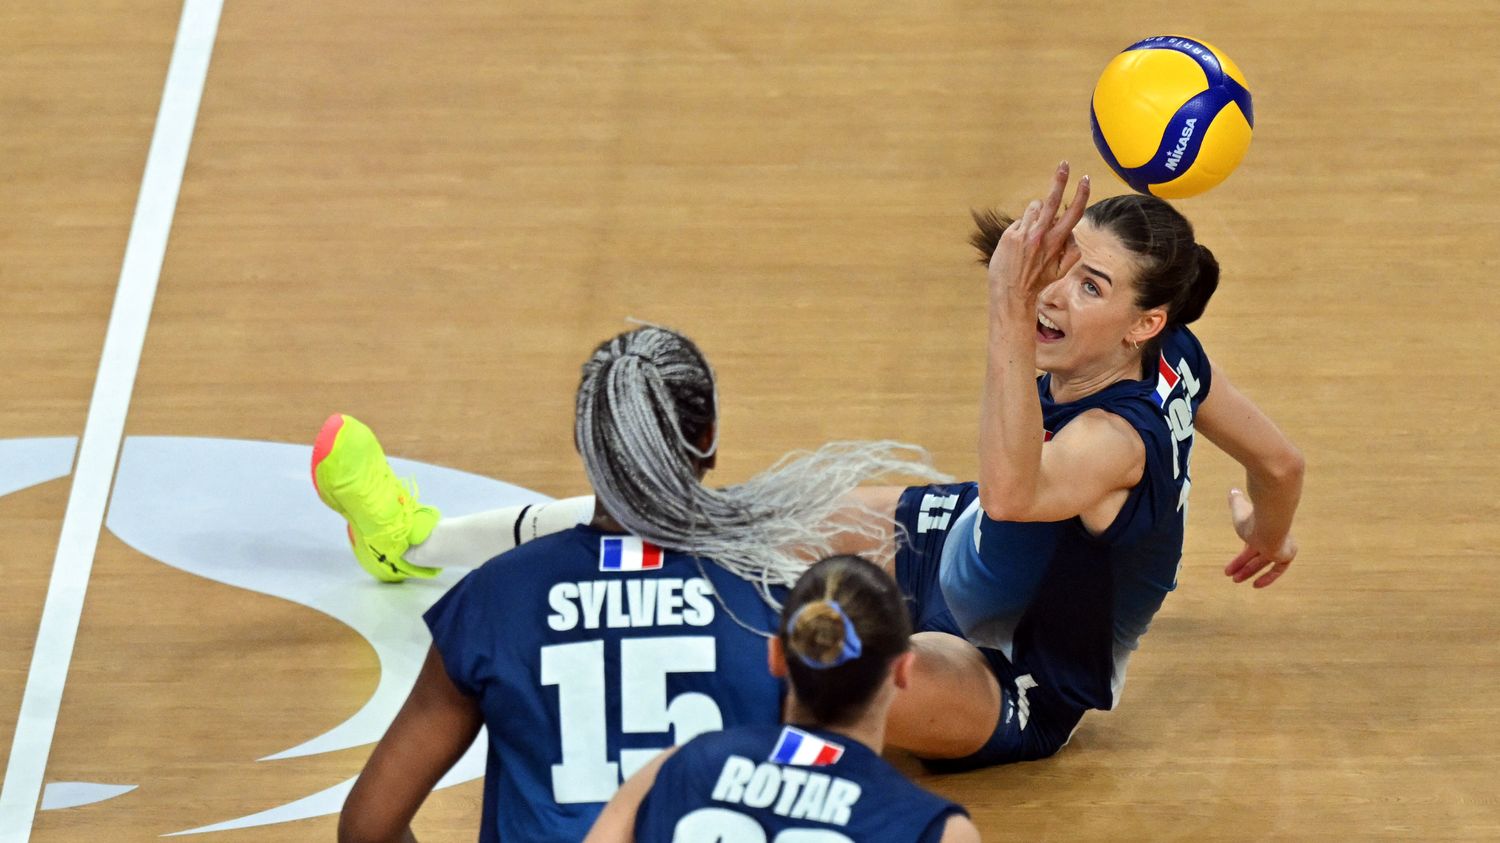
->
[890, 651, 916, 691]
[767, 636, 789, 679]
[1127, 307, 1168, 348]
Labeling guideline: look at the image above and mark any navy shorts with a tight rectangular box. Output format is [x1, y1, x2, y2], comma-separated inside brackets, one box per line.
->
[893, 482, 978, 637]
[894, 482, 1087, 770]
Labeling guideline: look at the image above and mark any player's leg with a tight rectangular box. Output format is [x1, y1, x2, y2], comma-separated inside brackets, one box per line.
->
[872, 479, 1076, 764]
[884, 631, 1003, 758]
[407, 496, 594, 568]
[311, 413, 593, 581]
[864, 481, 1006, 757]
[916, 646, 1086, 771]
[824, 486, 905, 566]
[890, 635, 1084, 768]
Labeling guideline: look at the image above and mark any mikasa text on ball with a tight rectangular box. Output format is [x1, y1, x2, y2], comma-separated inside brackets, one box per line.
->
[1090, 35, 1254, 199]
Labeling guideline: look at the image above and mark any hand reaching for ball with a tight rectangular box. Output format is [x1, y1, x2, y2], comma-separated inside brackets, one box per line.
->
[987, 162, 1090, 307]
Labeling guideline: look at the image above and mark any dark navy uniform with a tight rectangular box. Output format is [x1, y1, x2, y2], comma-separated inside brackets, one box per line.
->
[894, 326, 1212, 768]
[634, 724, 967, 842]
[425, 525, 786, 841]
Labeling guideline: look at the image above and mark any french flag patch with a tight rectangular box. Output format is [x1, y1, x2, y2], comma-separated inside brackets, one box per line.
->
[1154, 354, 1181, 407]
[769, 726, 844, 767]
[599, 536, 664, 572]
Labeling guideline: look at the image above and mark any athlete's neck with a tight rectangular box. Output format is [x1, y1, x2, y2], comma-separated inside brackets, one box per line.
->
[1047, 352, 1142, 403]
[784, 700, 886, 755]
[584, 464, 711, 534]
[589, 500, 625, 533]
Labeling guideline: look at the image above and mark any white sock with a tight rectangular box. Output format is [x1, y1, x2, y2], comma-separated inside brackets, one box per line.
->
[408, 495, 596, 568]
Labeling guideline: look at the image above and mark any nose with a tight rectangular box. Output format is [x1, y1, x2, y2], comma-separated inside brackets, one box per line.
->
[1038, 276, 1067, 309]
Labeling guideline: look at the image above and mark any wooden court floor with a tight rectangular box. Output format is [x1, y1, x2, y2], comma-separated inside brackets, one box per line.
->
[3, 0, 1498, 839]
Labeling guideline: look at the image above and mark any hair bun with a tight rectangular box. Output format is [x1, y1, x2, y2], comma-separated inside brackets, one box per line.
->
[788, 600, 861, 668]
[1174, 243, 1220, 325]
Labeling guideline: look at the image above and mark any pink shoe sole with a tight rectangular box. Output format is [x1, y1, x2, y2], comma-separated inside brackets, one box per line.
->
[310, 413, 347, 496]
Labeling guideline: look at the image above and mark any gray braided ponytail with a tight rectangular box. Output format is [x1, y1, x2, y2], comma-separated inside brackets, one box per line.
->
[576, 326, 949, 607]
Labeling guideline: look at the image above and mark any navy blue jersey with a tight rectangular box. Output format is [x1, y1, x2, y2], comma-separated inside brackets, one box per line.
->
[634, 724, 966, 843]
[424, 525, 786, 842]
[941, 326, 1212, 714]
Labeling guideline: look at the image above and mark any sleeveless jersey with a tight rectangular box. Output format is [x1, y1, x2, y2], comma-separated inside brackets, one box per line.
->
[634, 724, 967, 843]
[940, 325, 1212, 713]
[424, 524, 786, 842]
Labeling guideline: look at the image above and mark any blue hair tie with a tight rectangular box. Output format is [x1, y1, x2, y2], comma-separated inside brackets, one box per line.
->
[789, 600, 863, 670]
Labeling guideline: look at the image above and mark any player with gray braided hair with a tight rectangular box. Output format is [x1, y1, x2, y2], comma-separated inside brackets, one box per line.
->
[320, 325, 947, 843]
[571, 326, 944, 604]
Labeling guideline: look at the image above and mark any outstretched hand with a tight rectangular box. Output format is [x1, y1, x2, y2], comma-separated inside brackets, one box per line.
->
[1224, 488, 1298, 588]
[988, 162, 1090, 304]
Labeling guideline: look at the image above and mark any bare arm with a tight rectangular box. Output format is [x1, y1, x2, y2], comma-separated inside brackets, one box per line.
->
[978, 164, 1103, 523]
[978, 240, 1052, 520]
[940, 813, 983, 843]
[583, 747, 677, 843]
[1195, 361, 1305, 587]
[338, 646, 484, 843]
[982, 407, 1145, 527]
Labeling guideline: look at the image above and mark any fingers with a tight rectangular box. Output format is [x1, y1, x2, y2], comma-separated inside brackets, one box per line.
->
[998, 165, 1092, 291]
[1227, 487, 1254, 538]
[1229, 551, 1274, 583]
[991, 200, 1042, 279]
[1040, 161, 1069, 226]
[1021, 200, 1044, 247]
[1002, 200, 1040, 239]
[994, 201, 1040, 276]
[1227, 487, 1251, 513]
[1056, 174, 1090, 236]
[1039, 163, 1089, 259]
[1223, 544, 1257, 577]
[1227, 549, 1292, 586]
[1227, 489, 1252, 520]
[1253, 562, 1291, 588]
[1225, 491, 1295, 587]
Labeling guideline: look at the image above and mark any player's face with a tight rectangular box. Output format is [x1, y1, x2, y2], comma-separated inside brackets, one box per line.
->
[1033, 219, 1144, 374]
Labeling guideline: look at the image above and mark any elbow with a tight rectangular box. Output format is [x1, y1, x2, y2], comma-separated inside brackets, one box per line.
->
[978, 486, 1031, 522]
[336, 815, 366, 843]
[338, 810, 399, 843]
[1270, 444, 1306, 486]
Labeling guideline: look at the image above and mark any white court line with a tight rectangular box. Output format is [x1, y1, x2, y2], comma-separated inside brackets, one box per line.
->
[0, 1, 223, 839]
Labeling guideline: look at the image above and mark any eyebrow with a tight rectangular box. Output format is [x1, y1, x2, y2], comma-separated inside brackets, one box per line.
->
[1082, 264, 1113, 286]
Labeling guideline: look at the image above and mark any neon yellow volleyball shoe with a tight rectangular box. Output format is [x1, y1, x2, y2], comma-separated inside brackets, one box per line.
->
[311, 413, 442, 583]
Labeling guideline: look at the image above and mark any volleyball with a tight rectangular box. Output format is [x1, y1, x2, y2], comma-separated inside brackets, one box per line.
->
[1089, 35, 1254, 199]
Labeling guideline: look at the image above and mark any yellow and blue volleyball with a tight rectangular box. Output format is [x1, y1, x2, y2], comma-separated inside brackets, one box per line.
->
[1089, 36, 1254, 199]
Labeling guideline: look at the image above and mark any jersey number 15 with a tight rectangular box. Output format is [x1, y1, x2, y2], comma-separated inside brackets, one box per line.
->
[541, 636, 723, 803]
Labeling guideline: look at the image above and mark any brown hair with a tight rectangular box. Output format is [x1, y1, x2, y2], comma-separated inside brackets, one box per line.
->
[780, 555, 911, 726]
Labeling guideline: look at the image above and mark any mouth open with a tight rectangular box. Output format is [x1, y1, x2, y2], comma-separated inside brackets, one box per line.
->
[1037, 314, 1065, 342]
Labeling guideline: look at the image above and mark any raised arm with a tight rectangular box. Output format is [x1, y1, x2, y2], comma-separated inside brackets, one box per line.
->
[978, 164, 1142, 526]
[338, 646, 483, 843]
[1194, 361, 1305, 587]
